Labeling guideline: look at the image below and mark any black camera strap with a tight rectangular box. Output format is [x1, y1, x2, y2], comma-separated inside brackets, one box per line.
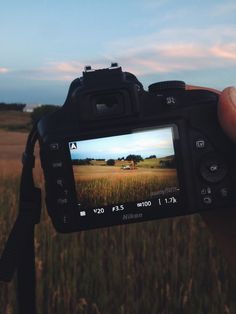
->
[0, 125, 41, 314]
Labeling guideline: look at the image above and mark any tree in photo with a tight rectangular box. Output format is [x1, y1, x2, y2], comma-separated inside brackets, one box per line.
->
[106, 159, 115, 166]
[126, 154, 143, 165]
[145, 155, 156, 159]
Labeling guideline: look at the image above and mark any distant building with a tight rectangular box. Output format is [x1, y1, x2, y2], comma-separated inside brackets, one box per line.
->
[23, 104, 42, 113]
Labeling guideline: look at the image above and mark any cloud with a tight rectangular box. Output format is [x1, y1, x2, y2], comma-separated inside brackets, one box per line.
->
[51, 62, 83, 74]
[4, 25, 236, 82]
[107, 138, 171, 156]
[211, 44, 236, 60]
[0, 67, 9, 74]
[213, 2, 236, 16]
[102, 26, 236, 76]
[135, 138, 171, 150]
[40, 61, 84, 81]
[141, 0, 171, 9]
[5, 62, 93, 82]
[18, 61, 107, 81]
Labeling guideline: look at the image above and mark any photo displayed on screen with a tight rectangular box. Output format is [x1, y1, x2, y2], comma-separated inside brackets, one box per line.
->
[69, 126, 179, 208]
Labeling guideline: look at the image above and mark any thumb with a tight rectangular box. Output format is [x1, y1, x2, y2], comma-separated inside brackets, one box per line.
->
[218, 87, 236, 143]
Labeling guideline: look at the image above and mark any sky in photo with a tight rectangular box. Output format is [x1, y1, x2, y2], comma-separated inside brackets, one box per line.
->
[0, 0, 236, 104]
[69, 126, 175, 160]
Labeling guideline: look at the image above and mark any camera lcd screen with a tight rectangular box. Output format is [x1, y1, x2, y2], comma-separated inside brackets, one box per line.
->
[68, 125, 180, 212]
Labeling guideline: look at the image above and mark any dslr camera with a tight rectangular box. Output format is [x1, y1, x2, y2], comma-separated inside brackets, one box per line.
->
[37, 64, 236, 233]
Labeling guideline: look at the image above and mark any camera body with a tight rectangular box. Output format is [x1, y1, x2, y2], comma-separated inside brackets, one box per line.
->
[37, 65, 236, 233]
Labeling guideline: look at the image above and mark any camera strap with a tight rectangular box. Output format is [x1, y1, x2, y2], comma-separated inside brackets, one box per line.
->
[0, 125, 41, 314]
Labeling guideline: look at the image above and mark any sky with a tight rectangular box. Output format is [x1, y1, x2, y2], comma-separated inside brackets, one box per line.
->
[69, 127, 174, 160]
[0, 0, 236, 104]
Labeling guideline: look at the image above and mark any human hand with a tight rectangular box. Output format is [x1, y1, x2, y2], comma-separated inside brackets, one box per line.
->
[217, 87, 236, 142]
[188, 85, 236, 275]
[186, 85, 236, 141]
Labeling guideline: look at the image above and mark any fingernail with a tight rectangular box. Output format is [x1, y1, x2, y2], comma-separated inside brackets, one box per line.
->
[229, 87, 236, 108]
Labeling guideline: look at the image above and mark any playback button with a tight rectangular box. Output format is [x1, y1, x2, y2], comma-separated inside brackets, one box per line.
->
[200, 154, 228, 183]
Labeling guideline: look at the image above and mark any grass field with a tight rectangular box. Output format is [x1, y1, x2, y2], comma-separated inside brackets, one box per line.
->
[73, 165, 178, 207]
[0, 110, 31, 132]
[1, 111, 236, 314]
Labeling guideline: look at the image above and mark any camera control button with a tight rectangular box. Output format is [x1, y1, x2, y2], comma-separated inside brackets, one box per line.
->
[63, 189, 69, 196]
[202, 196, 213, 205]
[200, 186, 212, 195]
[148, 81, 186, 92]
[56, 178, 64, 187]
[219, 187, 229, 198]
[193, 136, 211, 151]
[200, 155, 228, 183]
[57, 198, 68, 205]
[190, 130, 214, 153]
[52, 161, 63, 168]
[217, 187, 231, 201]
[200, 186, 213, 206]
[58, 214, 71, 225]
[195, 139, 206, 149]
[49, 143, 60, 151]
[63, 215, 69, 224]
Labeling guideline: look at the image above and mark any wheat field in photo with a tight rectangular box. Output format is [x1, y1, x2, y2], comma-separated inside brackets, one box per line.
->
[73, 165, 178, 207]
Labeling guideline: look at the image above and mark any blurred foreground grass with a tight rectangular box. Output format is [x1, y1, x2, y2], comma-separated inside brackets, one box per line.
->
[0, 110, 31, 132]
[0, 164, 236, 314]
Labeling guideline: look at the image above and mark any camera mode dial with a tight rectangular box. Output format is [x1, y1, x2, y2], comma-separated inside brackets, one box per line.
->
[148, 81, 186, 93]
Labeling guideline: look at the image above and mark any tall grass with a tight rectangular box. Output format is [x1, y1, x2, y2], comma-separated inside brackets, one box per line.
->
[76, 174, 177, 207]
[0, 162, 236, 313]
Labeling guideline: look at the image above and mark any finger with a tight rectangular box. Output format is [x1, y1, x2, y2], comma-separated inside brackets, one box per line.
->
[186, 84, 236, 142]
[218, 87, 236, 143]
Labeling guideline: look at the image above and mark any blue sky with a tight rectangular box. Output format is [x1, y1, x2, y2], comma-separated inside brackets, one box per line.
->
[0, 0, 236, 104]
[69, 127, 174, 160]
